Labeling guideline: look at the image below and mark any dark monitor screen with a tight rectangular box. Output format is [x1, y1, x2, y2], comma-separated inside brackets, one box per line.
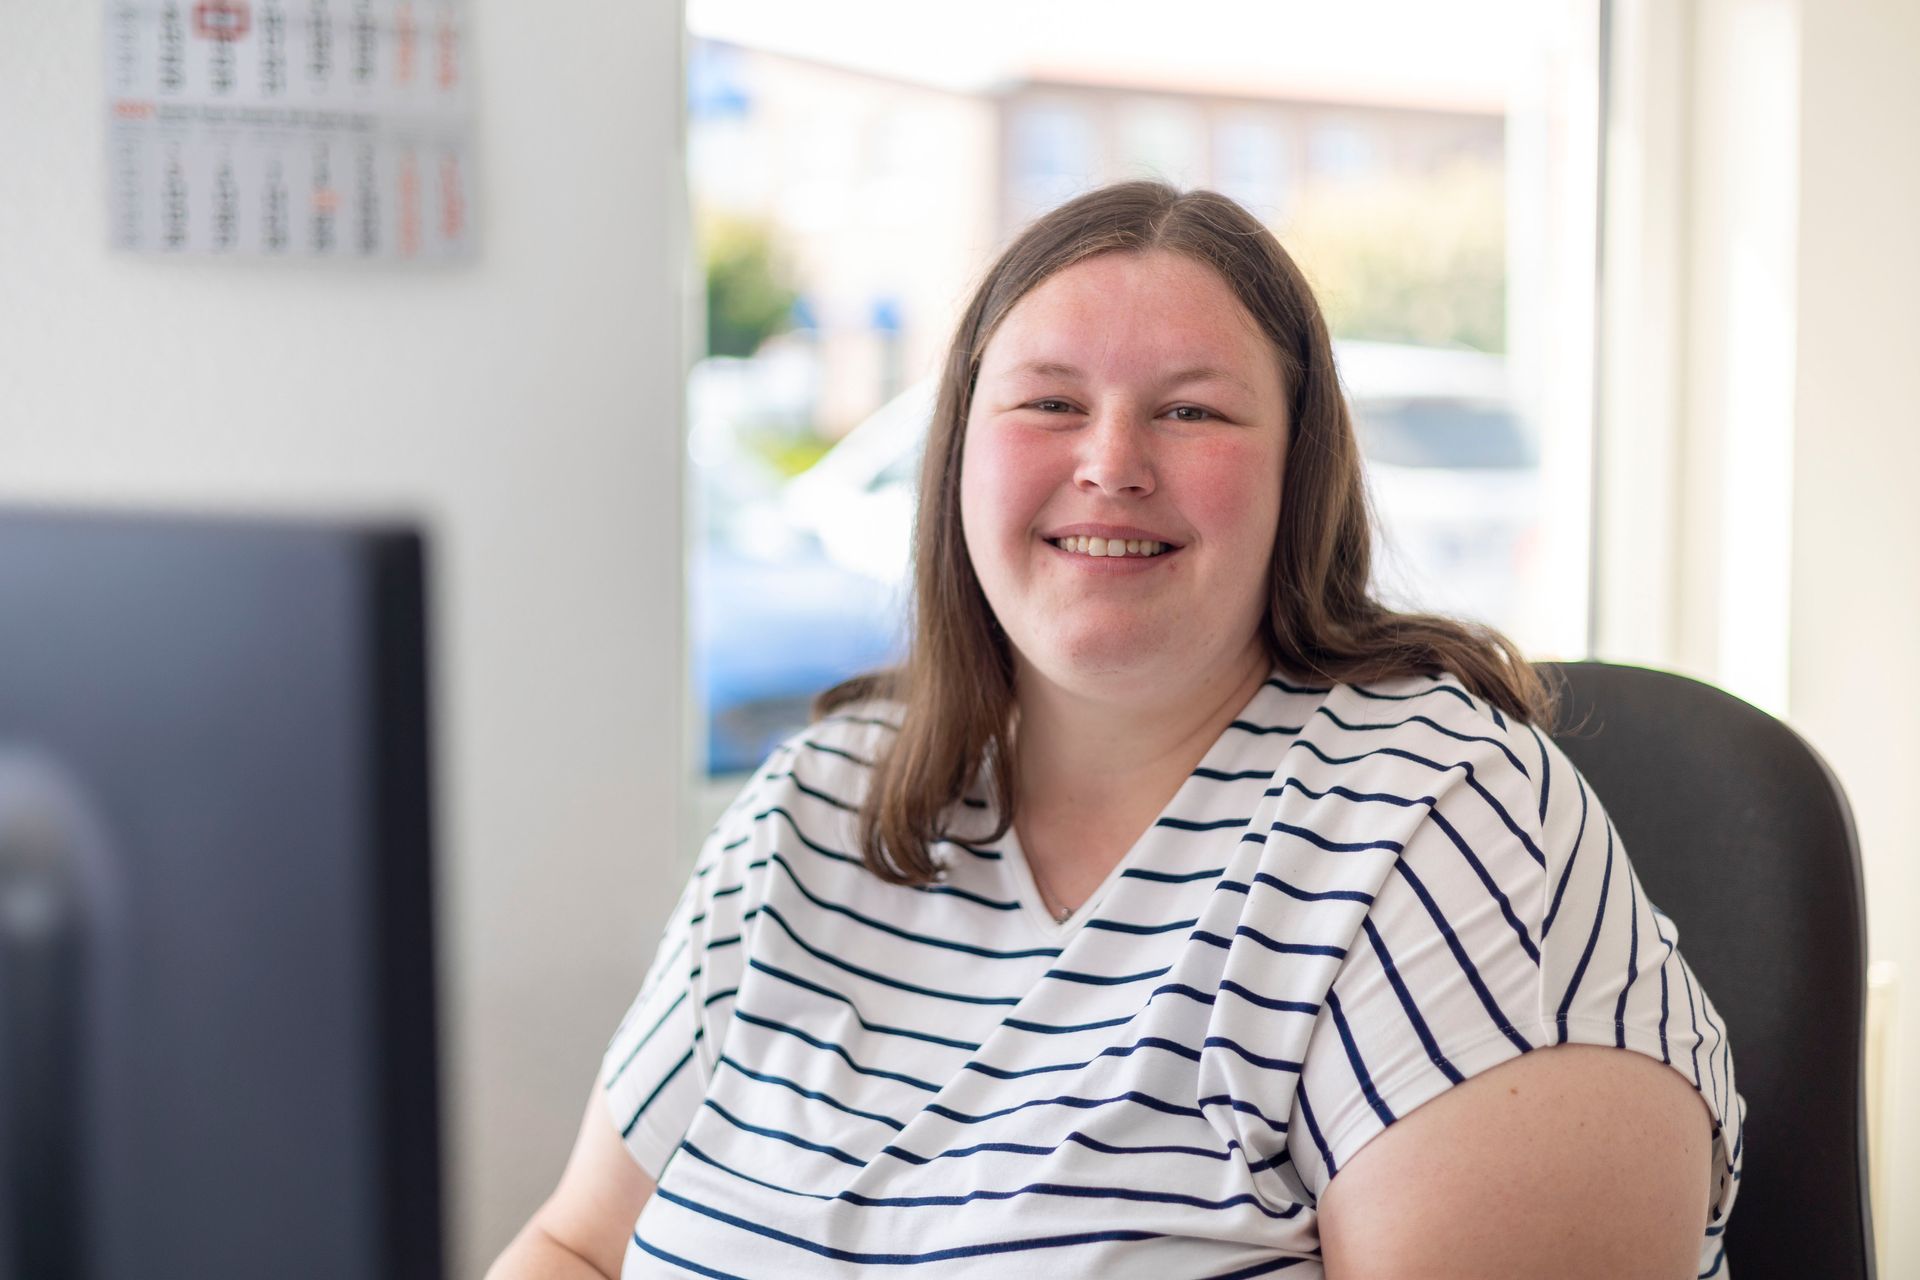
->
[0, 506, 441, 1280]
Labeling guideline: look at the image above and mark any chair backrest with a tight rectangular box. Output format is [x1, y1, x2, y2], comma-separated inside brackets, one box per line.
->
[1538, 661, 1875, 1279]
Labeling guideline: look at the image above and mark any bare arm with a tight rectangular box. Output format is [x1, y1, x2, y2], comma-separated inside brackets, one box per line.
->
[1317, 1044, 1715, 1279]
[487, 1084, 658, 1280]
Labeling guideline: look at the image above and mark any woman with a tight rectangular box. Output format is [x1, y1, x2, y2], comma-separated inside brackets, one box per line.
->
[493, 181, 1743, 1278]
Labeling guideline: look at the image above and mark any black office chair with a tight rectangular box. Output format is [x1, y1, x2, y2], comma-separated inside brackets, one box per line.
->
[1537, 661, 1876, 1279]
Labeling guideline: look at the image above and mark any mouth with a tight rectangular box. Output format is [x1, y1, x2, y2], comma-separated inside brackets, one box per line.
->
[1044, 534, 1173, 559]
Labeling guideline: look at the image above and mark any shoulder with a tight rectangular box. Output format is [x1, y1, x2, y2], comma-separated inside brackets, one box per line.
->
[703, 695, 907, 858]
[1301, 669, 1550, 816]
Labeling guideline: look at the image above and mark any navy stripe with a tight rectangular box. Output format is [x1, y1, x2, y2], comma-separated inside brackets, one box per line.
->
[1200, 1036, 1303, 1072]
[801, 739, 872, 768]
[1325, 989, 1394, 1126]
[1360, 917, 1463, 1084]
[1613, 865, 1642, 1046]
[883, 1127, 1238, 1168]
[758, 804, 1020, 909]
[702, 1096, 866, 1167]
[1345, 679, 1475, 711]
[715, 1053, 906, 1132]
[1196, 1093, 1291, 1134]
[1194, 766, 1279, 782]
[1247, 870, 1375, 905]
[1269, 818, 1404, 855]
[1555, 818, 1616, 1035]
[620, 1046, 691, 1138]
[1219, 979, 1321, 1015]
[1084, 915, 1197, 936]
[829, 1180, 1301, 1219]
[1264, 776, 1436, 810]
[1227, 718, 1306, 736]
[1122, 865, 1227, 884]
[1194, 925, 1347, 960]
[1289, 739, 1548, 868]
[732, 1010, 945, 1092]
[1314, 705, 1532, 781]
[1392, 858, 1533, 1052]
[1529, 724, 1552, 823]
[1266, 675, 1333, 695]
[604, 987, 687, 1089]
[1001, 1012, 1132, 1035]
[633, 1232, 748, 1280]
[1654, 911, 1675, 1065]
[654, 1184, 1166, 1263]
[1674, 935, 1706, 1091]
[1295, 1083, 1336, 1178]
[677, 1136, 836, 1198]
[746, 957, 983, 1051]
[1424, 807, 1541, 963]
[1542, 771, 1592, 939]
[1042, 964, 1172, 987]
[963, 1036, 1201, 1080]
[763, 768, 861, 814]
[1004, 982, 1224, 1034]
[768, 852, 1059, 960]
[926, 1088, 1205, 1127]
[758, 903, 1024, 1005]
[1158, 815, 1253, 831]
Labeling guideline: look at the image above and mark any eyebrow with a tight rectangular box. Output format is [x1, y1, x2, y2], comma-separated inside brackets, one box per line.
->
[1004, 359, 1253, 395]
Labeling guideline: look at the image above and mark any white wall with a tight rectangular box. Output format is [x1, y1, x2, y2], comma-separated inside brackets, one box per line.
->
[0, 2, 690, 1274]
[1789, 0, 1920, 1273]
[1599, 2, 1920, 1273]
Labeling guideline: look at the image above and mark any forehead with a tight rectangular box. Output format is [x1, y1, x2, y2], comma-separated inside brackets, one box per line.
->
[979, 250, 1274, 379]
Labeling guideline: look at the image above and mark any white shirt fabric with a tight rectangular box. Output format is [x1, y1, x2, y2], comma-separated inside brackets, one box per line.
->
[601, 669, 1744, 1278]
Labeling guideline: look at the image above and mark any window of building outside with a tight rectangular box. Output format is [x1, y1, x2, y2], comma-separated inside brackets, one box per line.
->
[684, 0, 1602, 786]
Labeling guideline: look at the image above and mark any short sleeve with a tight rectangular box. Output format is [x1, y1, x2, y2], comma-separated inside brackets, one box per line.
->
[1287, 711, 1745, 1233]
[596, 754, 781, 1178]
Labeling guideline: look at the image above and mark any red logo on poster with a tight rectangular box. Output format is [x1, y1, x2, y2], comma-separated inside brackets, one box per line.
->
[193, 0, 251, 42]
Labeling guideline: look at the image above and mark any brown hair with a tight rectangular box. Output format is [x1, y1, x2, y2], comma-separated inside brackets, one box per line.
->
[816, 180, 1556, 884]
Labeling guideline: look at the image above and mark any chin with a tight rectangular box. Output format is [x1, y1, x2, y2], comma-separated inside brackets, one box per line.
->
[1028, 634, 1186, 689]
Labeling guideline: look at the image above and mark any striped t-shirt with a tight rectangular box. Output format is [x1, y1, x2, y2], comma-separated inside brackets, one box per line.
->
[601, 668, 1745, 1278]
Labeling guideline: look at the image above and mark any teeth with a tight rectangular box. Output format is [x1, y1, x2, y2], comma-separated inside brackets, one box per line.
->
[1051, 536, 1168, 557]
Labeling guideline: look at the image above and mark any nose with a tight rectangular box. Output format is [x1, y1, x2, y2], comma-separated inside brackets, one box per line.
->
[1073, 405, 1156, 498]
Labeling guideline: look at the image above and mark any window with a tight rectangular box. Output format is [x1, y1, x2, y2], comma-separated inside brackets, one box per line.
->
[684, 0, 1601, 777]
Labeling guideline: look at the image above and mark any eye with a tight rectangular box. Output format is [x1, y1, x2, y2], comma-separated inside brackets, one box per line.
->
[1029, 398, 1077, 413]
[1168, 405, 1216, 422]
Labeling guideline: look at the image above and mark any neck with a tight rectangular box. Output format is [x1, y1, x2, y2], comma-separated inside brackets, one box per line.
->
[1010, 643, 1272, 817]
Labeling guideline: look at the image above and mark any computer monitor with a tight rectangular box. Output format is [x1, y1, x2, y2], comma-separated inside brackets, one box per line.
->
[0, 506, 442, 1280]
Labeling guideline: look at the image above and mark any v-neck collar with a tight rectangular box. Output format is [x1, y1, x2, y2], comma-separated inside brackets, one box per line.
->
[994, 666, 1290, 941]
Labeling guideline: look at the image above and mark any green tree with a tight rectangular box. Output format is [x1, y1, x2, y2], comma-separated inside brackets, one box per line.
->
[1282, 161, 1507, 353]
[702, 213, 799, 359]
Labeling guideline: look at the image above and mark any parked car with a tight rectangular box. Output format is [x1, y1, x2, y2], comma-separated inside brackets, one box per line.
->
[698, 341, 1540, 774]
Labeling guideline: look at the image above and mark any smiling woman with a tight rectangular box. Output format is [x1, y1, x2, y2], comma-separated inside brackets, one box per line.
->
[492, 182, 1744, 1280]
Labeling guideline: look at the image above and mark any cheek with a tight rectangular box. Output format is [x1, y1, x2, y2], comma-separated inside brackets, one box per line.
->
[1177, 436, 1284, 547]
[960, 425, 1066, 548]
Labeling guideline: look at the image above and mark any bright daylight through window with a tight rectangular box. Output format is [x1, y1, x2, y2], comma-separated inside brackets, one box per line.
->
[686, 0, 1600, 776]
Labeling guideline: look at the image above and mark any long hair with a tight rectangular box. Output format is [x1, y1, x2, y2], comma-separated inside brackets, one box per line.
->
[816, 180, 1556, 885]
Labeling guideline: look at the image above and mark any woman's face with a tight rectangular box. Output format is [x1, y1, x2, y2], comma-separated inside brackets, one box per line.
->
[959, 249, 1289, 698]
